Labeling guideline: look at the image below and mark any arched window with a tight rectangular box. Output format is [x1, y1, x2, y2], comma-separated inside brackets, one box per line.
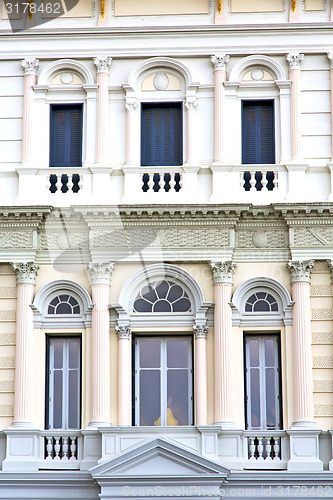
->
[48, 294, 80, 315]
[133, 280, 192, 313]
[245, 292, 278, 312]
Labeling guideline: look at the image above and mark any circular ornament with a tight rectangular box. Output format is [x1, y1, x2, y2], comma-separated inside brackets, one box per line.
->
[251, 69, 264, 81]
[57, 233, 70, 250]
[60, 72, 74, 84]
[252, 231, 268, 248]
[153, 72, 169, 91]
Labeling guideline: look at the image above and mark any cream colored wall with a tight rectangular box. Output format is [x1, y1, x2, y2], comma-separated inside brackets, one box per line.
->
[230, 0, 283, 13]
[0, 264, 16, 430]
[305, 0, 325, 11]
[114, 0, 209, 17]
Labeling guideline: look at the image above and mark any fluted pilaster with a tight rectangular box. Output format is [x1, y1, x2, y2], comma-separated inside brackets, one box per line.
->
[211, 54, 229, 163]
[21, 59, 39, 164]
[184, 98, 197, 164]
[125, 99, 138, 165]
[286, 53, 304, 161]
[193, 323, 208, 425]
[94, 57, 112, 164]
[116, 325, 131, 425]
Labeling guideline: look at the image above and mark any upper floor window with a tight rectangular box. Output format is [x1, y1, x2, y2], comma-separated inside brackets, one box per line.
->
[242, 100, 275, 164]
[245, 292, 278, 312]
[48, 294, 80, 315]
[141, 103, 183, 166]
[50, 104, 83, 168]
[133, 280, 191, 313]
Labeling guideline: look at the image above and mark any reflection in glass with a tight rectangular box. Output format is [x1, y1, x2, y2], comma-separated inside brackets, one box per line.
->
[140, 370, 160, 426]
[167, 341, 188, 368]
[250, 369, 260, 428]
[167, 370, 188, 425]
[140, 341, 161, 368]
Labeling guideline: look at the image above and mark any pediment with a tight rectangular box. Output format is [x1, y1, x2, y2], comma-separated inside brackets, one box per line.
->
[91, 437, 229, 479]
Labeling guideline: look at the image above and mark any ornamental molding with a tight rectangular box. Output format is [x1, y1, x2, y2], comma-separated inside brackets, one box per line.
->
[209, 261, 236, 284]
[87, 262, 114, 285]
[184, 99, 197, 111]
[125, 100, 138, 112]
[287, 260, 314, 283]
[22, 58, 39, 76]
[327, 260, 333, 283]
[312, 332, 333, 344]
[313, 356, 333, 368]
[286, 52, 304, 70]
[193, 323, 208, 339]
[115, 325, 131, 339]
[94, 56, 112, 74]
[210, 54, 229, 71]
[11, 262, 39, 284]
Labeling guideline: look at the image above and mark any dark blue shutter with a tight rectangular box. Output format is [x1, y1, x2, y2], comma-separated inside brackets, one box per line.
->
[141, 103, 183, 166]
[242, 101, 275, 164]
[50, 105, 82, 167]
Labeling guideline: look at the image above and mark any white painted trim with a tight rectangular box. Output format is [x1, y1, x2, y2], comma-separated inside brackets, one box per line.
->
[229, 55, 287, 82]
[128, 57, 194, 91]
[38, 59, 95, 86]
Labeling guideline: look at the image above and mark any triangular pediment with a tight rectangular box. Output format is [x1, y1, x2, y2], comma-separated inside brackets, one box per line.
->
[90, 437, 229, 479]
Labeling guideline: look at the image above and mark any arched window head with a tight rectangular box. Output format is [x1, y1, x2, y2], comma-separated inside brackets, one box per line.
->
[133, 280, 192, 313]
[48, 295, 80, 315]
[245, 292, 278, 313]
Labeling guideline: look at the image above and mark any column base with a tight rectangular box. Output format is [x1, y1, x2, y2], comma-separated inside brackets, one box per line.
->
[2, 428, 40, 471]
[213, 420, 238, 429]
[286, 429, 323, 471]
[87, 420, 112, 429]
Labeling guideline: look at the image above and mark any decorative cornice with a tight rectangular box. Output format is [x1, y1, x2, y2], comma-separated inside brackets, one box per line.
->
[116, 325, 131, 339]
[184, 99, 197, 111]
[287, 260, 314, 283]
[87, 262, 114, 285]
[193, 323, 208, 339]
[327, 52, 333, 69]
[125, 100, 138, 112]
[93, 56, 112, 74]
[11, 262, 39, 284]
[210, 54, 229, 71]
[21, 58, 39, 76]
[209, 261, 236, 284]
[286, 52, 304, 70]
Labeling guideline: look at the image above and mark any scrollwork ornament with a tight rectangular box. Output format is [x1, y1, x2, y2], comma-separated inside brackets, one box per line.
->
[21, 58, 39, 76]
[87, 262, 114, 285]
[210, 54, 230, 71]
[193, 323, 208, 339]
[209, 261, 236, 284]
[93, 56, 112, 74]
[11, 262, 39, 284]
[286, 53, 304, 70]
[116, 325, 131, 339]
[287, 260, 314, 283]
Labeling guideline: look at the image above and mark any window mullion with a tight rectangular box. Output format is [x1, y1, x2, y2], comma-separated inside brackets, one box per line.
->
[259, 337, 266, 430]
[161, 340, 167, 426]
[63, 340, 68, 430]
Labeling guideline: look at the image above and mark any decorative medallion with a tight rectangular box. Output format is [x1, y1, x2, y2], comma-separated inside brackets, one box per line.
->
[153, 72, 169, 91]
[252, 231, 268, 248]
[60, 72, 74, 84]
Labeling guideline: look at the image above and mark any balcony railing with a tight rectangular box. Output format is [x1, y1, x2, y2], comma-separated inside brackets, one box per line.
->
[142, 169, 182, 193]
[243, 431, 287, 469]
[48, 173, 82, 194]
[241, 170, 278, 191]
[40, 430, 82, 469]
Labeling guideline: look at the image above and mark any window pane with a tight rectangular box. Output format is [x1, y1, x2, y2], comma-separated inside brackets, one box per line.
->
[53, 341, 63, 369]
[172, 298, 191, 312]
[140, 370, 160, 426]
[265, 339, 275, 367]
[68, 370, 79, 429]
[266, 368, 277, 428]
[140, 341, 160, 368]
[53, 370, 63, 429]
[253, 300, 270, 312]
[69, 341, 79, 369]
[167, 285, 183, 302]
[249, 339, 259, 367]
[141, 285, 158, 303]
[134, 298, 152, 312]
[250, 369, 261, 428]
[56, 302, 72, 314]
[155, 280, 169, 299]
[167, 340, 188, 368]
[153, 300, 172, 312]
[167, 369, 189, 425]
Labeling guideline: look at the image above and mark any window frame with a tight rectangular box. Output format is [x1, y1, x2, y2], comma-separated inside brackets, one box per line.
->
[49, 103, 83, 168]
[45, 335, 82, 431]
[133, 335, 193, 427]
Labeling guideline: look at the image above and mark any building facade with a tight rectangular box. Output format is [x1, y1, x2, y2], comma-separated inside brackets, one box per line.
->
[1, 0, 333, 498]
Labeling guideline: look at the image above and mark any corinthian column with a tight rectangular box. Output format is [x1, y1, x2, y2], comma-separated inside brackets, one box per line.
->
[287, 260, 315, 427]
[87, 262, 114, 426]
[21, 59, 39, 165]
[93, 57, 112, 164]
[11, 262, 39, 427]
[193, 323, 208, 425]
[286, 53, 304, 161]
[116, 325, 131, 425]
[209, 261, 236, 427]
[210, 55, 229, 164]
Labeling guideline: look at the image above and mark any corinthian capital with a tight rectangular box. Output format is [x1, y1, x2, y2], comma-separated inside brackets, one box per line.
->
[210, 54, 229, 71]
[87, 262, 114, 285]
[287, 260, 314, 283]
[193, 323, 208, 339]
[21, 58, 39, 76]
[94, 57, 112, 74]
[116, 325, 131, 339]
[184, 98, 197, 111]
[11, 262, 39, 284]
[286, 53, 304, 70]
[327, 53, 333, 69]
[125, 99, 138, 112]
[209, 261, 236, 284]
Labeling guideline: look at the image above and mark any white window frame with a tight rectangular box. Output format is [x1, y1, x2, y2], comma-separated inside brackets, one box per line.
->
[134, 336, 193, 426]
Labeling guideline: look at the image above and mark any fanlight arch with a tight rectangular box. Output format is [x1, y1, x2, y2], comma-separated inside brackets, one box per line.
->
[229, 55, 287, 82]
[38, 59, 94, 86]
[128, 57, 193, 91]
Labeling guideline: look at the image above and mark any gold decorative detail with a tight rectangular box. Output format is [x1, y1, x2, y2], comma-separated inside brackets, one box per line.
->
[101, 0, 105, 18]
[292, 0, 296, 13]
[29, 0, 32, 20]
[218, 0, 222, 15]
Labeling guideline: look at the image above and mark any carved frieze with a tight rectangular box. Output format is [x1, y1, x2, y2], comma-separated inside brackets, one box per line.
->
[294, 228, 333, 247]
[0, 232, 33, 249]
[159, 228, 230, 248]
[311, 309, 333, 321]
[0, 333, 15, 345]
[237, 229, 287, 248]
[0, 311, 16, 322]
[0, 265, 15, 275]
[314, 380, 333, 393]
[313, 356, 333, 368]
[310, 285, 332, 296]
[312, 332, 333, 344]
[315, 404, 333, 417]
[0, 357, 15, 369]
[0, 287, 16, 298]
[312, 261, 330, 274]
[0, 405, 13, 416]
[0, 381, 14, 392]
[39, 231, 89, 251]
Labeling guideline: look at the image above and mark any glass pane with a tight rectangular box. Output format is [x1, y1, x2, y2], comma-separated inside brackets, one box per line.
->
[249, 339, 259, 367]
[50, 297, 60, 306]
[266, 368, 277, 428]
[68, 370, 79, 429]
[73, 305, 80, 314]
[59, 294, 69, 302]
[265, 339, 275, 367]
[253, 300, 270, 312]
[256, 292, 266, 299]
[245, 303, 252, 312]
[155, 280, 169, 299]
[134, 298, 152, 312]
[167, 285, 183, 302]
[167, 340, 188, 368]
[153, 300, 171, 312]
[140, 370, 160, 426]
[172, 298, 191, 312]
[53, 341, 63, 369]
[69, 341, 79, 369]
[53, 370, 63, 429]
[250, 369, 261, 428]
[48, 305, 55, 314]
[141, 285, 158, 303]
[140, 341, 160, 368]
[266, 294, 276, 304]
[167, 369, 189, 425]
[247, 294, 256, 304]
[56, 302, 72, 314]
[68, 296, 78, 306]
[271, 302, 278, 311]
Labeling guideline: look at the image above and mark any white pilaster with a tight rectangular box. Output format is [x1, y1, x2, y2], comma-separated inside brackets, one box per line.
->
[87, 262, 114, 427]
[210, 55, 229, 164]
[125, 99, 139, 166]
[193, 323, 208, 426]
[21, 59, 39, 165]
[116, 325, 132, 426]
[93, 57, 112, 165]
[286, 53, 304, 162]
[209, 261, 237, 428]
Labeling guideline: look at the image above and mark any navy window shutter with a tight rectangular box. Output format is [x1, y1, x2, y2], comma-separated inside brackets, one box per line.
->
[50, 105, 82, 167]
[141, 103, 183, 166]
[242, 101, 275, 164]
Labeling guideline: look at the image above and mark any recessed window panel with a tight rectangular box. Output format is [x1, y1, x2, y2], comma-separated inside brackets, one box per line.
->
[167, 370, 189, 425]
[139, 341, 161, 368]
[250, 369, 261, 428]
[167, 340, 188, 368]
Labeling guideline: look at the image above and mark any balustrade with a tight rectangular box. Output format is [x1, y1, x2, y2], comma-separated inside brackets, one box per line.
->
[47, 173, 82, 194]
[142, 170, 182, 193]
[241, 171, 278, 192]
